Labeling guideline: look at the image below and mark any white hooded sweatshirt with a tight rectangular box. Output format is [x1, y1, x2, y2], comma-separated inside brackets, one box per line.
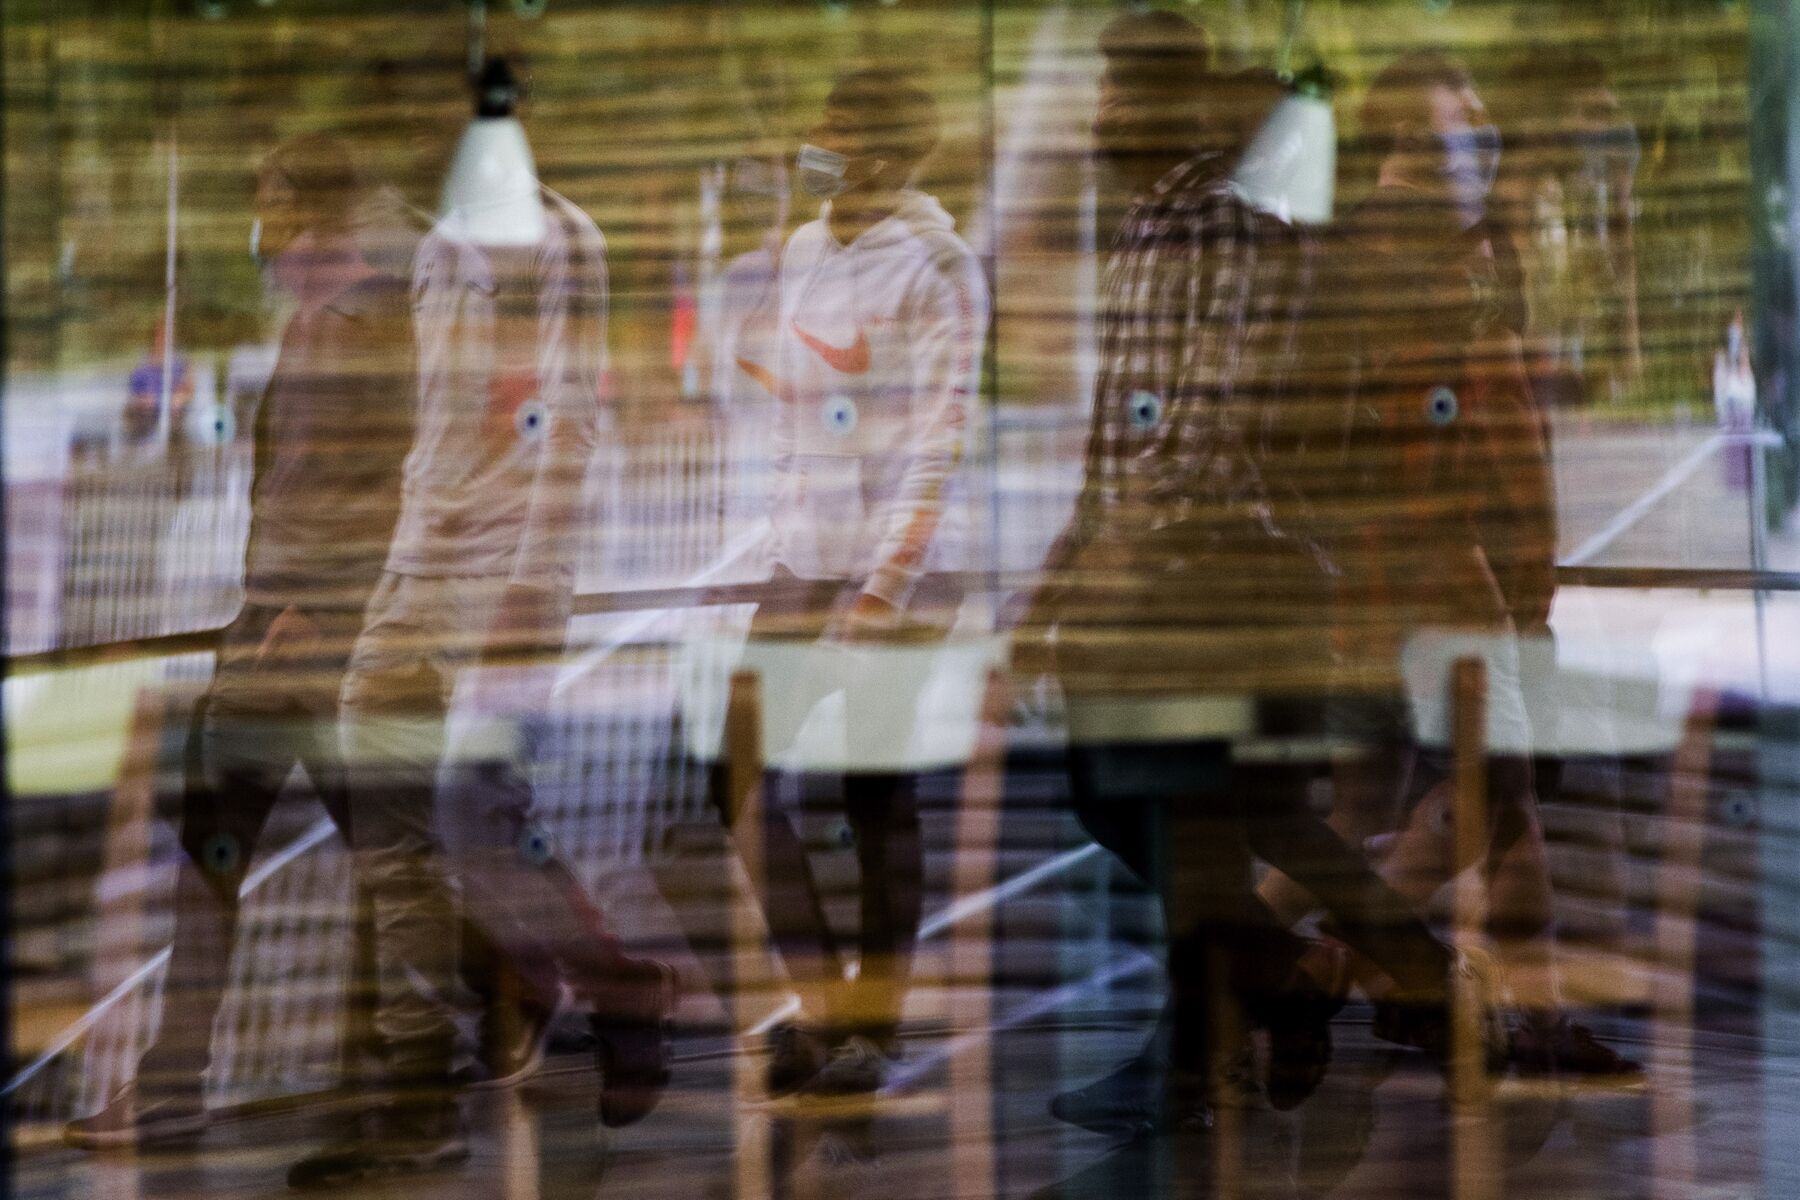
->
[746, 190, 988, 608]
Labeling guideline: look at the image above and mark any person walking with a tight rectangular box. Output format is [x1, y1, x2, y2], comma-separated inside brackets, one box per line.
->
[719, 67, 989, 1100]
[67, 133, 413, 1151]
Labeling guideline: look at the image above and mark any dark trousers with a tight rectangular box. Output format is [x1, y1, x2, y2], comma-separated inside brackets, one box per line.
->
[708, 570, 936, 1044]
[713, 765, 924, 1045]
[1068, 742, 1453, 1072]
[143, 605, 372, 1092]
[437, 752, 643, 1019]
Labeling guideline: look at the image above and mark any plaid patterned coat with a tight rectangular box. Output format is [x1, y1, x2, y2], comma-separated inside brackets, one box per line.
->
[1023, 153, 1335, 698]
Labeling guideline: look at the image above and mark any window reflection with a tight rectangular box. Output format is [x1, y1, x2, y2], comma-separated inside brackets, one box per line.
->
[5, 3, 1796, 1199]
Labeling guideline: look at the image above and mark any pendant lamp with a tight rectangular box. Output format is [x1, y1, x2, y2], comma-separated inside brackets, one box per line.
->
[1227, 65, 1336, 225]
[438, 58, 546, 246]
[1228, 0, 1335, 225]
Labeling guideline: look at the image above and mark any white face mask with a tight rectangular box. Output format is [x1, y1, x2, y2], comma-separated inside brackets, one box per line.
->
[796, 143, 883, 199]
[797, 144, 851, 198]
[1441, 124, 1502, 230]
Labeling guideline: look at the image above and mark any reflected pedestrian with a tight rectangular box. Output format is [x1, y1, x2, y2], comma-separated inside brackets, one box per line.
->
[719, 67, 989, 1100]
[67, 133, 413, 1151]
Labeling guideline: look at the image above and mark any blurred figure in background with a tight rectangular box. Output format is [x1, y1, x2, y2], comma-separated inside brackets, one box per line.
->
[122, 316, 196, 450]
[1262, 50, 1638, 1079]
[1495, 47, 1652, 1014]
[1715, 308, 1758, 493]
[1498, 51, 1644, 413]
[716, 67, 988, 1100]
[67, 133, 413, 1150]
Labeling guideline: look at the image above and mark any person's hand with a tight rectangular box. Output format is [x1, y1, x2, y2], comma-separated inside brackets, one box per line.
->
[481, 583, 565, 664]
[256, 605, 321, 664]
[836, 592, 902, 643]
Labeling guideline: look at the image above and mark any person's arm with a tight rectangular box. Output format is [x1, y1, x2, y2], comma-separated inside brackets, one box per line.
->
[508, 216, 606, 598]
[1469, 334, 1558, 634]
[338, 291, 418, 610]
[854, 245, 990, 621]
[258, 287, 417, 657]
[238, 344, 282, 588]
[241, 346, 309, 663]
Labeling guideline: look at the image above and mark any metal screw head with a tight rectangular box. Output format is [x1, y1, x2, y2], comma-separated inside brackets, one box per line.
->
[823, 395, 858, 435]
[202, 405, 236, 445]
[517, 825, 553, 867]
[202, 833, 241, 874]
[1128, 390, 1163, 431]
[515, 399, 548, 440]
[1426, 386, 1459, 427]
[1722, 793, 1757, 828]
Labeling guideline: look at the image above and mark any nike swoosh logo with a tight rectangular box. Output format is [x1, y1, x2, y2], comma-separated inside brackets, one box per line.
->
[792, 321, 871, 374]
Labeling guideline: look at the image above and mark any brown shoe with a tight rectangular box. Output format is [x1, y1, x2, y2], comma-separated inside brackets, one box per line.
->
[592, 961, 677, 1128]
[64, 1083, 208, 1150]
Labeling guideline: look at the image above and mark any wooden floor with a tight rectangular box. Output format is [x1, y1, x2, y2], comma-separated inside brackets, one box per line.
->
[14, 1006, 1776, 1200]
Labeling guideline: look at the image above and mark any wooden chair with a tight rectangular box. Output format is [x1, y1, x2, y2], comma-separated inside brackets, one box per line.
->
[1400, 631, 1712, 1200]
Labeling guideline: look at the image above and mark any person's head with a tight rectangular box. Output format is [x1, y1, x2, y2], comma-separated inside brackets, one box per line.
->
[1361, 51, 1499, 227]
[254, 133, 364, 261]
[1538, 53, 1624, 136]
[1548, 53, 1638, 184]
[1093, 10, 1213, 186]
[1201, 66, 1289, 162]
[798, 69, 941, 201]
[1492, 51, 1635, 185]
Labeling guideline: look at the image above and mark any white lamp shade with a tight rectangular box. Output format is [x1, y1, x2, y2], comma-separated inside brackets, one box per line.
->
[1227, 91, 1336, 226]
[438, 116, 547, 246]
